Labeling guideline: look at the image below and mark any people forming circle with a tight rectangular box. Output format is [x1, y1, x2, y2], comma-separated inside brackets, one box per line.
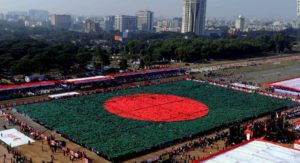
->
[104, 94, 209, 122]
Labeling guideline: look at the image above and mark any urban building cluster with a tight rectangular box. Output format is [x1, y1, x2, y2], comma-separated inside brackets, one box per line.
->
[0, 0, 299, 36]
[0, 0, 207, 36]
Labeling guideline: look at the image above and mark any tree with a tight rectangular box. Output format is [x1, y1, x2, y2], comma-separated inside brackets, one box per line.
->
[76, 52, 92, 67]
[119, 59, 129, 70]
[139, 59, 145, 69]
[11, 58, 32, 75]
[93, 46, 110, 69]
[141, 55, 153, 67]
[271, 33, 292, 53]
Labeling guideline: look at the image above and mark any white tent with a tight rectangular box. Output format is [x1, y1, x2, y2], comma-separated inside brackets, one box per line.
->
[272, 77, 300, 90]
[295, 140, 300, 150]
[48, 92, 80, 99]
[231, 83, 260, 90]
[199, 140, 300, 163]
[0, 129, 35, 147]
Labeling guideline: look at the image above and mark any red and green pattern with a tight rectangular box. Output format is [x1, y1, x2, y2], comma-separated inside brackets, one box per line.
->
[16, 81, 293, 160]
[104, 94, 209, 122]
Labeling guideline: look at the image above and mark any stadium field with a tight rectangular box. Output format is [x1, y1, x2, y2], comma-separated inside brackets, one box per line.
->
[16, 80, 293, 161]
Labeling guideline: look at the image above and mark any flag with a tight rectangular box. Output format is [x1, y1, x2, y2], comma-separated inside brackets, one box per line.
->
[114, 35, 119, 41]
[114, 35, 123, 42]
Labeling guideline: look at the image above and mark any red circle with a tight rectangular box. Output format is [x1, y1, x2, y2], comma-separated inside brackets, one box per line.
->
[104, 94, 209, 122]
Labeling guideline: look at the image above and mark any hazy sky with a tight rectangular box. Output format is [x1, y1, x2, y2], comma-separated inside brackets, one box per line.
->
[0, 0, 297, 19]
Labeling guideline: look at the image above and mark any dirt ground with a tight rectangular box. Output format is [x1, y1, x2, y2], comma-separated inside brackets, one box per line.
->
[192, 55, 300, 85]
[0, 143, 13, 162]
[0, 112, 110, 163]
[218, 59, 300, 84]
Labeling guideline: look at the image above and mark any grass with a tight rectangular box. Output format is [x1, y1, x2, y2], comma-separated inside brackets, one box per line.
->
[192, 57, 300, 84]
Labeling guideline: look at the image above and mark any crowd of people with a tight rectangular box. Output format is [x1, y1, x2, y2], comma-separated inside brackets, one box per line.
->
[191, 78, 300, 105]
[0, 66, 299, 162]
[0, 69, 184, 102]
[141, 112, 298, 163]
[0, 85, 65, 101]
[4, 111, 93, 163]
[113, 69, 184, 84]
[0, 76, 185, 110]
[141, 130, 229, 163]
[6, 146, 32, 163]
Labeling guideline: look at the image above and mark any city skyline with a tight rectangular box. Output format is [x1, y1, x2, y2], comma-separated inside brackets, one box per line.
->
[0, 0, 297, 19]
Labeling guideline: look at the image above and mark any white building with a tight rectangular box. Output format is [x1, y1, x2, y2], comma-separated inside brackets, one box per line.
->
[297, 0, 300, 16]
[50, 15, 72, 29]
[235, 15, 245, 31]
[0, 13, 5, 20]
[84, 19, 99, 33]
[115, 15, 137, 32]
[136, 10, 154, 32]
[171, 17, 182, 29]
[181, 0, 207, 35]
[28, 9, 49, 22]
[155, 18, 182, 33]
[103, 16, 115, 32]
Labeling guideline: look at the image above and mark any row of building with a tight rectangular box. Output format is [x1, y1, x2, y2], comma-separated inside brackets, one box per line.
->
[84, 11, 154, 33]
[0, 0, 206, 35]
[49, 0, 208, 35]
[1, 0, 299, 36]
[0, 9, 154, 33]
[57, 0, 300, 34]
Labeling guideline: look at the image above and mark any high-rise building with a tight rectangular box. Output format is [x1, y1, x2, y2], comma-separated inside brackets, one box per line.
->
[115, 15, 137, 32]
[181, 0, 207, 35]
[7, 11, 27, 17]
[0, 13, 5, 20]
[84, 19, 99, 33]
[103, 16, 115, 32]
[6, 11, 27, 21]
[50, 15, 71, 29]
[155, 18, 182, 33]
[235, 15, 245, 31]
[171, 17, 182, 31]
[297, 0, 300, 16]
[28, 9, 49, 22]
[136, 10, 154, 32]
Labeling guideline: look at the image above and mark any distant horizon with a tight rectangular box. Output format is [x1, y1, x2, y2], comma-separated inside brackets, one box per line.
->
[0, 0, 297, 19]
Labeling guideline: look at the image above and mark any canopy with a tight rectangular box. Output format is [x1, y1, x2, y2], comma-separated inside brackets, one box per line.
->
[0, 129, 35, 147]
[231, 83, 259, 90]
[295, 140, 300, 150]
[115, 68, 180, 77]
[0, 68, 181, 91]
[62, 76, 113, 84]
[268, 77, 300, 93]
[0, 81, 57, 92]
[48, 92, 80, 99]
[194, 140, 300, 163]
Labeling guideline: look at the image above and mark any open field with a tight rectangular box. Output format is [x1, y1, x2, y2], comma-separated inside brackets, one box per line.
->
[191, 55, 300, 85]
[16, 80, 292, 161]
[221, 59, 300, 84]
[172, 53, 299, 69]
